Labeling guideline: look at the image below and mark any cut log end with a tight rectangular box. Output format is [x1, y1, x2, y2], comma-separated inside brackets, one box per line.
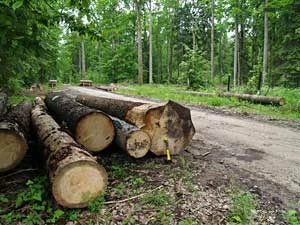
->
[75, 112, 115, 152]
[0, 130, 28, 172]
[126, 130, 151, 158]
[52, 161, 108, 208]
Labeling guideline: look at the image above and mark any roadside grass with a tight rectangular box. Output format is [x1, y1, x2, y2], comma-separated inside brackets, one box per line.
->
[117, 84, 300, 120]
[227, 189, 257, 225]
[8, 95, 35, 106]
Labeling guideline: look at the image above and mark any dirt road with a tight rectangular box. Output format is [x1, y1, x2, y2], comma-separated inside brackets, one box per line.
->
[65, 86, 300, 195]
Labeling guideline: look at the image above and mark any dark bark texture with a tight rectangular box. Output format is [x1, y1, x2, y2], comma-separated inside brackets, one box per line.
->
[0, 92, 7, 115]
[76, 95, 143, 119]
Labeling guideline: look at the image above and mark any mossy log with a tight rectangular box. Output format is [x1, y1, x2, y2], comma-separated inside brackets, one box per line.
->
[0, 101, 32, 172]
[32, 97, 108, 208]
[76, 95, 195, 156]
[45, 92, 115, 152]
[111, 116, 150, 158]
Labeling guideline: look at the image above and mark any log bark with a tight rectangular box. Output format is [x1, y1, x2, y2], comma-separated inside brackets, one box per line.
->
[45, 92, 115, 152]
[32, 97, 108, 208]
[0, 93, 7, 115]
[111, 117, 150, 158]
[221, 92, 285, 105]
[0, 101, 32, 172]
[76, 95, 195, 156]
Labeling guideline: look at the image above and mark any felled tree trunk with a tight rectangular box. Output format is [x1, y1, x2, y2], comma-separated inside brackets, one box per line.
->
[45, 92, 115, 152]
[221, 92, 285, 105]
[0, 101, 32, 172]
[0, 93, 7, 115]
[111, 117, 150, 158]
[76, 95, 195, 156]
[32, 97, 108, 208]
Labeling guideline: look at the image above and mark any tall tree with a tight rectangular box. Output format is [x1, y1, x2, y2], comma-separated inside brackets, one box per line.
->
[81, 39, 86, 79]
[262, 0, 268, 85]
[211, 0, 215, 81]
[148, 0, 153, 83]
[136, 0, 143, 85]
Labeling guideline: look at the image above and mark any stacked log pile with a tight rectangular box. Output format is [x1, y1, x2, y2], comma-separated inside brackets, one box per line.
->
[0, 101, 32, 172]
[32, 97, 107, 208]
[0, 91, 195, 209]
[76, 94, 195, 156]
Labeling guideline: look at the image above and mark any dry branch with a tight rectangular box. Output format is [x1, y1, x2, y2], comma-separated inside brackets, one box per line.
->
[32, 97, 108, 208]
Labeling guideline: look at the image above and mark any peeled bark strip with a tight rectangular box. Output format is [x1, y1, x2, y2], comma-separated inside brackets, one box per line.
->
[76, 95, 195, 156]
[0, 92, 7, 115]
[0, 101, 32, 172]
[221, 92, 285, 105]
[111, 117, 150, 158]
[32, 97, 108, 208]
[45, 92, 115, 152]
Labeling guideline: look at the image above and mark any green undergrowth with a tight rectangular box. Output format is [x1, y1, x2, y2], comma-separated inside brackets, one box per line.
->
[8, 95, 35, 106]
[117, 84, 300, 120]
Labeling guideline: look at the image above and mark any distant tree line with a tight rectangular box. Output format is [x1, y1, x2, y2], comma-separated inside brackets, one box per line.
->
[0, 0, 299, 92]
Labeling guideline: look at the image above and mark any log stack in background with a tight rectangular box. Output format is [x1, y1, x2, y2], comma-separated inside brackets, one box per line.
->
[76, 95, 195, 156]
[45, 92, 115, 152]
[0, 101, 32, 172]
[32, 97, 108, 208]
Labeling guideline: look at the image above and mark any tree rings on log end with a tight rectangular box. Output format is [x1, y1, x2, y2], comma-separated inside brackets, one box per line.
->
[52, 161, 108, 208]
[75, 112, 115, 152]
[0, 128, 28, 172]
[126, 130, 150, 158]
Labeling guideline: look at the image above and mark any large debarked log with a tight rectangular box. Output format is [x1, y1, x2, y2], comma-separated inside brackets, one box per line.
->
[32, 97, 108, 208]
[111, 117, 150, 158]
[221, 92, 285, 105]
[0, 101, 32, 172]
[45, 92, 115, 152]
[76, 95, 195, 156]
[0, 93, 7, 115]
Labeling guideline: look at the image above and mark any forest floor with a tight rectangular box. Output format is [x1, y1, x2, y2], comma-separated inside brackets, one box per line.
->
[1, 86, 299, 224]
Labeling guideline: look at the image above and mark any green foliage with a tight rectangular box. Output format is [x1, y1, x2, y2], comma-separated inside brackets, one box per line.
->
[131, 177, 145, 187]
[142, 191, 171, 206]
[88, 194, 105, 213]
[227, 190, 256, 225]
[284, 209, 300, 225]
[178, 218, 199, 225]
[65, 209, 79, 221]
[110, 165, 127, 178]
[0, 194, 9, 203]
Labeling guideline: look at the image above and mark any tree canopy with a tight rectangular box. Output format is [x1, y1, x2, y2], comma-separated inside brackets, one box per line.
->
[0, 0, 299, 92]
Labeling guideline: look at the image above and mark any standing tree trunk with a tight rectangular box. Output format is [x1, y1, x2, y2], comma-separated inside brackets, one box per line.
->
[76, 95, 195, 156]
[0, 93, 7, 115]
[148, 0, 153, 84]
[45, 92, 115, 152]
[81, 39, 86, 79]
[111, 117, 150, 158]
[32, 97, 107, 208]
[262, 0, 268, 85]
[0, 101, 32, 172]
[211, 0, 215, 81]
[233, 15, 239, 88]
[136, 0, 143, 85]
